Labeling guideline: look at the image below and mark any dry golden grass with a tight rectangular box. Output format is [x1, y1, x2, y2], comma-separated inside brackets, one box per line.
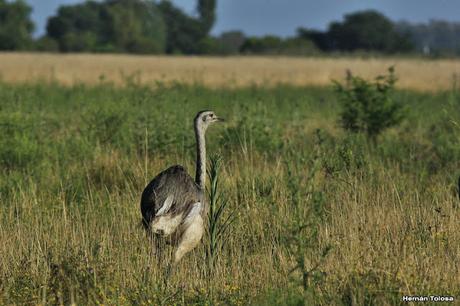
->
[1, 52, 460, 91]
[0, 69, 459, 304]
[1, 148, 459, 305]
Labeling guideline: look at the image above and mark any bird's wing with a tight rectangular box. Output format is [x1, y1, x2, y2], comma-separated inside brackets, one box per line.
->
[141, 165, 202, 225]
[155, 195, 174, 216]
[183, 202, 202, 227]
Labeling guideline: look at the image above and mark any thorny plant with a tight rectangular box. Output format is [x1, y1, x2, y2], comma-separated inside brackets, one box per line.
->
[283, 130, 332, 303]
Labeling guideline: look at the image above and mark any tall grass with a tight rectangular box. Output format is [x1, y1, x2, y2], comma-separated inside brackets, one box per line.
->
[205, 155, 235, 274]
[0, 81, 459, 304]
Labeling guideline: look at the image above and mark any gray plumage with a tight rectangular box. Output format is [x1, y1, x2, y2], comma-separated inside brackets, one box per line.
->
[140, 110, 223, 264]
[141, 165, 204, 229]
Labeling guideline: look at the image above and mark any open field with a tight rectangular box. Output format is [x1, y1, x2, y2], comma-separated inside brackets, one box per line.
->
[1, 53, 460, 91]
[0, 79, 459, 304]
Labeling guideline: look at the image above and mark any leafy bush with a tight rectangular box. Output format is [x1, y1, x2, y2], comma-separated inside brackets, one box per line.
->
[334, 67, 405, 142]
[282, 134, 332, 303]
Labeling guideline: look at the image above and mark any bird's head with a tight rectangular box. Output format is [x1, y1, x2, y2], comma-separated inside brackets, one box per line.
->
[194, 110, 224, 131]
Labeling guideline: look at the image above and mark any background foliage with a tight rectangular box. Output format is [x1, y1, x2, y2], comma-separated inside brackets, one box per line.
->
[2, 1, 460, 56]
[0, 0, 34, 50]
[46, 0, 166, 53]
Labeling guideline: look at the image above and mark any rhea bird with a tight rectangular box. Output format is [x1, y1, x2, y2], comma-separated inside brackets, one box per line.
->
[140, 110, 223, 264]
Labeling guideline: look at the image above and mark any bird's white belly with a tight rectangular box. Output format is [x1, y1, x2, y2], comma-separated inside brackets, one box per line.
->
[151, 213, 183, 236]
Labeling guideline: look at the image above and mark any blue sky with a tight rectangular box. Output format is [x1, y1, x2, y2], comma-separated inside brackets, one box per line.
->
[27, 0, 460, 37]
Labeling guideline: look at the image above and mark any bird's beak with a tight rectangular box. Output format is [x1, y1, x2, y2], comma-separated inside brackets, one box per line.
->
[215, 117, 225, 122]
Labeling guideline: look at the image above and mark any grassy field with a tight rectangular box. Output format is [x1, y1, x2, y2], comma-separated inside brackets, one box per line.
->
[1, 53, 460, 91]
[0, 64, 459, 305]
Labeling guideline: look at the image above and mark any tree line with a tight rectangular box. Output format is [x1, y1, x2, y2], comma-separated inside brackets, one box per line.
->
[1, 0, 460, 56]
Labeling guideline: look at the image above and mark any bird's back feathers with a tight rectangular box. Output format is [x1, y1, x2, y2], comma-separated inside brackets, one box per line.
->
[141, 165, 203, 229]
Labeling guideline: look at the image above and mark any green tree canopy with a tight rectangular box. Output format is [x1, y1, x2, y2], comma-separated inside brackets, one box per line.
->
[0, 0, 34, 50]
[240, 36, 283, 54]
[328, 10, 413, 52]
[218, 31, 245, 54]
[240, 35, 317, 55]
[396, 20, 460, 56]
[197, 0, 216, 35]
[158, 0, 216, 54]
[105, 0, 166, 53]
[298, 10, 413, 53]
[157, 1, 202, 54]
[46, 1, 105, 52]
[46, 0, 165, 53]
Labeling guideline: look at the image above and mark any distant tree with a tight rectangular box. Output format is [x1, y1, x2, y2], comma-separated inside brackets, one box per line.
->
[279, 37, 318, 55]
[297, 28, 332, 51]
[240, 35, 283, 54]
[105, 0, 166, 53]
[218, 31, 245, 54]
[158, 0, 216, 54]
[396, 20, 460, 56]
[0, 0, 34, 50]
[46, 0, 165, 53]
[197, 0, 216, 36]
[45, 0, 216, 54]
[46, 1, 104, 52]
[34, 36, 59, 52]
[192, 31, 245, 55]
[157, 1, 203, 54]
[240, 35, 317, 55]
[299, 10, 413, 53]
[327, 10, 413, 52]
[196, 36, 221, 54]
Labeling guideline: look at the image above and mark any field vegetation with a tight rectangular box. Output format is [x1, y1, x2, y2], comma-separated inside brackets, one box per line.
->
[0, 68, 459, 304]
[1, 53, 460, 91]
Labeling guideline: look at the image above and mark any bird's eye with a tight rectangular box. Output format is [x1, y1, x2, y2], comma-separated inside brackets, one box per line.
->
[203, 114, 213, 122]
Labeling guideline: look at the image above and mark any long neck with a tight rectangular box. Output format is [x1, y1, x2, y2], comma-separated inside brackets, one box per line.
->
[195, 125, 206, 189]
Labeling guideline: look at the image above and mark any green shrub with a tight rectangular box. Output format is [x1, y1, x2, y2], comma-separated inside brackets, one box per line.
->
[334, 67, 405, 142]
[282, 134, 332, 303]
